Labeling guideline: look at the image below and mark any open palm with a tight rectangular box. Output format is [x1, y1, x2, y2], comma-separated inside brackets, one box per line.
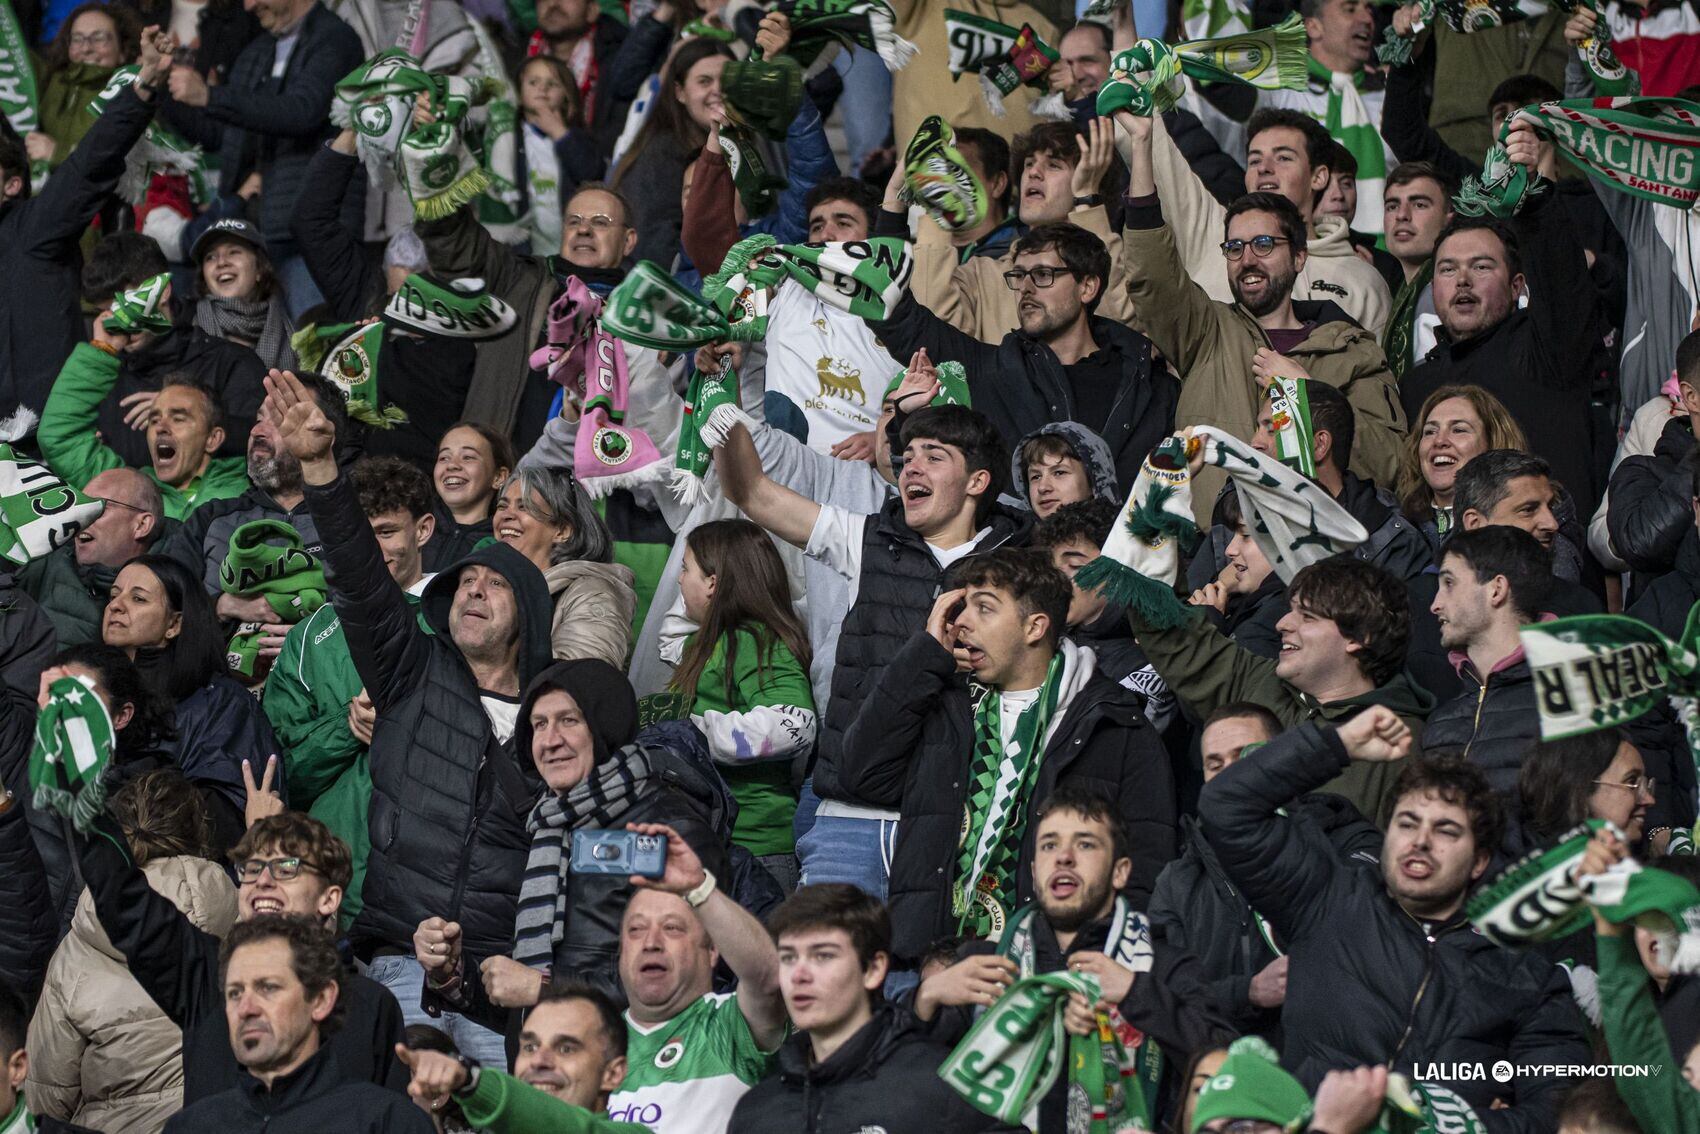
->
[263, 370, 335, 462]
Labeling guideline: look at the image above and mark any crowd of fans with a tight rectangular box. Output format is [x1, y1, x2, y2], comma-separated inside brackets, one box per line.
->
[1, 0, 1700, 1129]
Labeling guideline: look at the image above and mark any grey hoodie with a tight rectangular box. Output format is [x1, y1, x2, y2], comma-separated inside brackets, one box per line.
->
[1008, 421, 1121, 511]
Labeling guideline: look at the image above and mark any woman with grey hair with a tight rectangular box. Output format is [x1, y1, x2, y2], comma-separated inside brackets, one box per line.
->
[493, 466, 638, 667]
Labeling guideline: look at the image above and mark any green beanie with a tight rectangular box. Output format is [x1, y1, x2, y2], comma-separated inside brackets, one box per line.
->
[220, 520, 328, 683]
[1190, 1037, 1311, 1134]
[883, 361, 972, 409]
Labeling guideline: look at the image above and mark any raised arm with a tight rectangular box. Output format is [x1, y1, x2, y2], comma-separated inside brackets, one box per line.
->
[680, 125, 745, 278]
[38, 342, 128, 504]
[717, 420, 824, 549]
[289, 135, 381, 322]
[1380, 56, 1477, 185]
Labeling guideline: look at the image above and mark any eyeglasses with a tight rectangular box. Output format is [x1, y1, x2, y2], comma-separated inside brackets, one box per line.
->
[1219, 235, 1291, 261]
[70, 31, 116, 47]
[564, 213, 623, 232]
[1593, 775, 1656, 799]
[91, 496, 148, 514]
[1002, 266, 1078, 290]
[237, 856, 320, 883]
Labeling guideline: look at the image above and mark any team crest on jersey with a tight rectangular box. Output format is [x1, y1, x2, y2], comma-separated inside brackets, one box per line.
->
[654, 1040, 685, 1069]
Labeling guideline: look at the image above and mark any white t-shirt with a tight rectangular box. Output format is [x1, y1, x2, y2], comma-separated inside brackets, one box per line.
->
[764, 281, 900, 452]
[481, 694, 519, 744]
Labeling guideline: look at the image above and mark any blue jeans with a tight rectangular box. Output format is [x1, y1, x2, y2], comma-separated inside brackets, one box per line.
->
[367, 954, 509, 1068]
[795, 781, 898, 900]
[831, 44, 894, 176]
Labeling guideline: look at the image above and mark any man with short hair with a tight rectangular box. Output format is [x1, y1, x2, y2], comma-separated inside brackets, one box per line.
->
[1119, 107, 1405, 520]
[1423, 525, 1553, 797]
[1453, 449, 1599, 603]
[1149, 703, 1381, 1038]
[74, 811, 408, 1100]
[0, 982, 96, 1133]
[1380, 161, 1458, 378]
[893, 118, 1129, 340]
[399, 982, 644, 1132]
[838, 548, 1177, 962]
[163, 915, 430, 1132]
[718, 403, 1029, 897]
[867, 221, 1178, 492]
[19, 468, 165, 647]
[912, 787, 1233, 1133]
[1200, 708, 1592, 1125]
[1127, 104, 1394, 333]
[1129, 556, 1433, 823]
[1398, 119, 1609, 520]
[269, 367, 554, 1065]
[728, 884, 1017, 1133]
[264, 455, 436, 925]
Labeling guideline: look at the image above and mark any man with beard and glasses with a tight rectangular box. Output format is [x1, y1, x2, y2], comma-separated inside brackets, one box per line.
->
[1117, 107, 1405, 523]
[908, 788, 1233, 1134]
[19, 468, 165, 648]
[1200, 707, 1591, 1127]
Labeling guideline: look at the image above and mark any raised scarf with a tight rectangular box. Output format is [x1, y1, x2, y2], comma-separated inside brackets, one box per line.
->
[1585, 857, 1700, 973]
[0, 0, 44, 189]
[1265, 375, 1316, 478]
[86, 66, 213, 205]
[0, 444, 105, 568]
[770, 0, 917, 72]
[1311, 57, 1387, 235]
[1095, 16, 1310, 118]
[941, 11, 1065, 118]
[529, 276, 666, 494]
[1176, 0, 1250, 39]
[104, 273, 173, 336]
[674, 362, 753, 506]
[30, 674, 117, 835]
[1467, 820, 1608, 946]
[1364, 1076, 1490, 1134]
[1383, 259, 1433, 379]
[902, 115, 989, 232]
[939, 896, 1159, 1134]
[1379, 0, 1628, 96]
[717, 122, 787, 218]
[721, 54, 805, 140]
[1076, 428, 1366, 628]
[1456, 97, 1700, 218]
[512, 744, 654, 971]
[955, 653, 1066, 936]
[195, 294, 297, 371]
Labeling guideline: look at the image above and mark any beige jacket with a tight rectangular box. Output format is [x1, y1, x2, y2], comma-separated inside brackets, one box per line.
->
[545, 558, 638, 668]
[1124, 220, 1406, 522]
[889, 0, 1057, 152]
[26, 856, 238, 1134]
[1129, 112, 1393, 337]
[910, 205, 1133, 341]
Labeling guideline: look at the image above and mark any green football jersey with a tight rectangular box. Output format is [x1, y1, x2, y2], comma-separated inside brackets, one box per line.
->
[607, 993, 776, 1133]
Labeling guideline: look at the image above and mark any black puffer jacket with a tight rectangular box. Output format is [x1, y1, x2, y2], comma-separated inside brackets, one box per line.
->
[728, 1003, 1019, 1134]
[304, 470, 554, 961]
[1200, 722, 1590, 1132]
[95, 326, 266, 469]
[1148, 796, 1381, 1035]
[1606, 415, 1697, 577]
[1336, 470, 1434, 585]
[1420, 655, 1538, 796]
[18, 548, 116, 649]
[1624, 547, 1700, 835]
[814, 498, 1031, 806]
[838, 635, 1176, 964]
[161, 1044, 430, 1134]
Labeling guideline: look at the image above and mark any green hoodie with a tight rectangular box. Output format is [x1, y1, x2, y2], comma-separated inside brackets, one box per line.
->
[1596, 933, 1700, 1133]
[1130, 607, 1436, 824]
[40, 342, 250, 520]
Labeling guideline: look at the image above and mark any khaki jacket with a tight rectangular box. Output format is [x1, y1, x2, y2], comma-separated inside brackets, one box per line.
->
[888, 0, 1056, 149]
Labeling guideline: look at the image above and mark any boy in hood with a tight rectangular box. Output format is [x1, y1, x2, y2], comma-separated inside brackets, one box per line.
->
[1011, 422, 1120, 519]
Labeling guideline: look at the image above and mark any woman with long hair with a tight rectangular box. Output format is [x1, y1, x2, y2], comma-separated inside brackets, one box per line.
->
[611, 37, 733, 266]
[101, 554, 283, 849]
[425, 422, 517, 572]
[1397, 385, 1529, 553]
[1520, 729, 1656, 849]
[26, 3, 140, 170]
[670, 519, 815, 888]
[492, 467, 637, 667]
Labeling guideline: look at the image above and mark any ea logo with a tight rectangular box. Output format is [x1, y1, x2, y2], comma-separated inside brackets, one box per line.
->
[1492, 1061, 1513, 1083]
[654, 1041, 685, 1070]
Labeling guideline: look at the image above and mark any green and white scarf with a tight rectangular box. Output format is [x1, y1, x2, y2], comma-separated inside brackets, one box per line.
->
[1076, 427, 1366, 627]
[1313, 58, 1388, 236]
[0, 0, 46, 190]
[944, 9, 1020, 76]
[1179, 0, 1250, 40]
[1096, 16, 1310, 118]
[29, 674, 116, 835]
[955, 653, 1065, 936]
[1266, 375, 1316, 478]
[470, 21, 523, 212]
[86, 66, 213, 205]
[772, 0, 917, 72]
[939, 897, 1159, 1134]
[941, 11, 1064, 118]
[307, 322, 403, 427]
[0, 445, 104, 568]
[603, 262, 753, 351]
[902, 116, 989, 232]
[1466, 820, 1607, 947]
[705, 234, 781, 338]
[1457, 97, 1700, 218]
[673, 362, 751, 505]
[220, 519, 329, 681]
[333, 48, 437, 185]
[1368, 1076, 1490, 1134]
[1378, 0, 1629, 95]
[1584, 857, 1700, 973]
[104, 272, 173, 336]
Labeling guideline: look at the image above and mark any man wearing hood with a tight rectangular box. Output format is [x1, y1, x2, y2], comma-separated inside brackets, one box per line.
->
[1118, 107, 1406, 524]
[267, 368, 554, 1067]
[838, 548, 1177, 965]
[1011, 422, 1120, 520]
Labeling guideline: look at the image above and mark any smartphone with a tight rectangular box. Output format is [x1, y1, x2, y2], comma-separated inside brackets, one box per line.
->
[571, 829, 667, 879]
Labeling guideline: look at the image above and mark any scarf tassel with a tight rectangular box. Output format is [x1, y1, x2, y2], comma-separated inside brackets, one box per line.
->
[412, 166, 492, 222]
[865, 5, 918, 70]
[1073, 556, 1188, 629]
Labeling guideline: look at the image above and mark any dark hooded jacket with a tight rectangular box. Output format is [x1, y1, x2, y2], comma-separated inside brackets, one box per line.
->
[0, 685, 55, 1004]
[1605, 414, 1697, 578]
[302, 469, 554, 961]
[431, 661, 731, 1031]
[1009, 421, 1121, 512]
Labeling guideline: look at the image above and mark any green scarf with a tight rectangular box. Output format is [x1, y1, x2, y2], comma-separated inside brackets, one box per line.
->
[705, 234, 782, 338]
[0, 0, 45, 189]
[943, 9, 1020, 76]
[0, 444, 104, 568]
[1466, 820, 1606, 947]
[955, 653, 1065, 936]
[220, 519, 328, 682]
[1378, 0, 1628, 95]
[721, 54, 805, 140]
[1177, 0, 1250, 39]
[673, 362, 751, 505]
[340, 53, 496, 220]
[1457, 97, 1700, 218]
[333, 48, 437, 173]
[1367, 1076, 1490, 1134]
[604, 262, 751, 351]
[103, 272, 173, 335]
[940, 11, 1064, 118]
[298, 321, 404, 427]
[386, 273, 519, 337]
[717, 121, 787, 218]
[1311, 57, 1387, 235]
[1383, 259, 1433, 378]
[1096, 15, 1310, 118]
[1265, 375, 1316, 478]
[902, 116, 989, 233]
[939, 896, 1159, 1134]
[1584, 858, 1700, 973]
[882, 359, 972, 407]
[29, 674, 116, 834]
[1077, 429, 1366, 627]
[86, 66, 213, 205]
[771, 0, 917, 72]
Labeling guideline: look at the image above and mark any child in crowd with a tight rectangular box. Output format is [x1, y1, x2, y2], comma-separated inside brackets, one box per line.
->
[515, 54, 602, 255]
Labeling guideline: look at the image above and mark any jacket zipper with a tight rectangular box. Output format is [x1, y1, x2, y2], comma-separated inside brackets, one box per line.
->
[1389, 915, 1439, 1064]
[1463, 674, 1489, 760]
[446, 752, 487, 922]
